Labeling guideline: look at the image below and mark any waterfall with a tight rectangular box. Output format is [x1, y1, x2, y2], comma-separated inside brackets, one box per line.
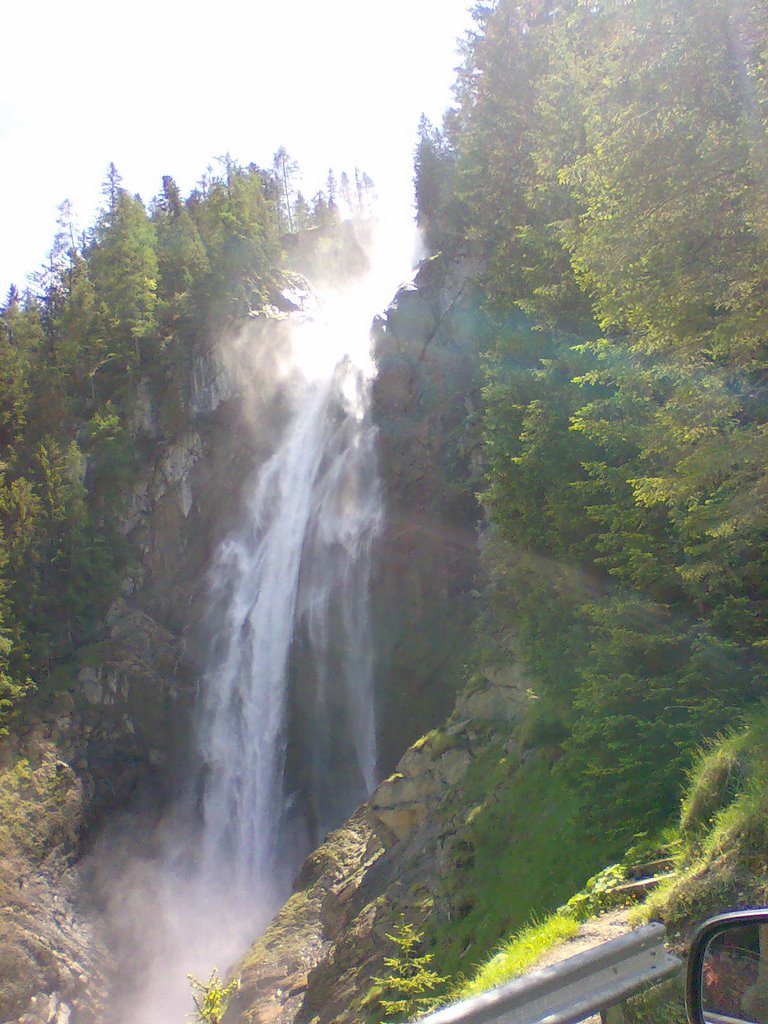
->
[100, 218, 417, 1024]
[196, 334, 382, 900]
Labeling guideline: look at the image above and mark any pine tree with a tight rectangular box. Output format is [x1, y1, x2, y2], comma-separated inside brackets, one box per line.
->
[0, 527, 33, 738]
[414, 115, 455, 250]
[372, 919, 447, 1022]
[190, 159, 280, 313]
[154, 174, 209, 330]
[293, 191, 311, 232]
[89, 167, 158, 368]
[272, 146, 299, 233]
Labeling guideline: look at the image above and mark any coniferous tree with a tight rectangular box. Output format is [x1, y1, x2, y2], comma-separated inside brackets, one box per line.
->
[326, 168, 338, 218]
[190, 159, 280, 314]
[154, 174, 209, 331]
[272, 147, 299, 233]
[293, 191, 311, 232]
[89, 167, 158, 369]
[414, 115, 455, 250]
[432, 0, 768, 836]
[372, 919, 447, 1022]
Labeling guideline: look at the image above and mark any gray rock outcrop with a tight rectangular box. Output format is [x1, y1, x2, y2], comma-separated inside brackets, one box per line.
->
[371, 251, 487, 771]
[0, 718, 111, 1024]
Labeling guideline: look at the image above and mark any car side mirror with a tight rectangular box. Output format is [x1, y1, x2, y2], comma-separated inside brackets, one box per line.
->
[687, 911, 768, 1023]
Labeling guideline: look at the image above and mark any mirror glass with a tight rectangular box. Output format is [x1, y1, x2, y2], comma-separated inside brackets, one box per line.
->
[701, 922, 768, 1023]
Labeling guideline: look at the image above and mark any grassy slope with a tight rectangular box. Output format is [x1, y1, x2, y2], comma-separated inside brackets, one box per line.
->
[424, 748, 620, 982]
[412, 713, 768, 1019]
[462, 707, 768, 1023]
[455, 912, 580, 998]
[640, 708, 768, 931]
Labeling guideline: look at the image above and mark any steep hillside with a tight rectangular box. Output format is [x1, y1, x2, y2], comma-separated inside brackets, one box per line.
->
[229, 3, 768, 1018]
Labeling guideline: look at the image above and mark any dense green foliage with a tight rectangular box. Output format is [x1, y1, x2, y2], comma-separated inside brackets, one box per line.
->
[418, 0, 768, 839]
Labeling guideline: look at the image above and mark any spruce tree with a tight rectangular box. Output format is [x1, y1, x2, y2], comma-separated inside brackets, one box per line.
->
[372, 919, 447, 1022]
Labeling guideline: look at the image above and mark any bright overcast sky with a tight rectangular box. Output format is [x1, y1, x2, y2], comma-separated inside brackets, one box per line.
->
[0, 0, 475, 296]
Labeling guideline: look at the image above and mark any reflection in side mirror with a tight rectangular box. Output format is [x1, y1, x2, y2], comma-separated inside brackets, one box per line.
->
[688, 912, 768, 1024]
[702, 923, 765, 1022]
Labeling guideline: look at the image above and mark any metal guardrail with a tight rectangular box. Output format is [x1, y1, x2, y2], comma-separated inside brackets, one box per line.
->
[418, 923, 682, 1024]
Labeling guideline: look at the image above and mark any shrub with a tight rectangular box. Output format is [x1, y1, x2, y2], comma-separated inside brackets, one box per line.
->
[187, 969, 238, 1024]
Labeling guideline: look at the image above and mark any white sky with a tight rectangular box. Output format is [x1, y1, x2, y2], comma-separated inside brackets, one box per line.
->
[0, 0, 475, 296]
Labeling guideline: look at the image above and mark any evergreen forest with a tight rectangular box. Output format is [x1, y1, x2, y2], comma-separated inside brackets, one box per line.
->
[415, 0, 768, 841]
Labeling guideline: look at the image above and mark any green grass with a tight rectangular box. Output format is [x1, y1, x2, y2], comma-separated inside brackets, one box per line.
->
[621, 975, 687, 1024]
[639, 704, 768, 931]
[424, 749, 618, 980]
[454, 912, 580, 999]
[679, 730, 747, 838]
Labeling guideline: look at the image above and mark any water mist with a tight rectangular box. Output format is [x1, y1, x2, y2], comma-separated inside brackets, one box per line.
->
[96, 216, 417, 1024]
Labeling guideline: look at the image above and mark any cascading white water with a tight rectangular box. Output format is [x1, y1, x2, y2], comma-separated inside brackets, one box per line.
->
[196, 335, 382, 899]
[101, 218, 418, 1024]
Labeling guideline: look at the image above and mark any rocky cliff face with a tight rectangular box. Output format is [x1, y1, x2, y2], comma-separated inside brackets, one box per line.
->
[370, 251, 487, 771]
[86, 246, 488, 809]
[77, 311, 298, 825]
[0, 712, 112, 1024]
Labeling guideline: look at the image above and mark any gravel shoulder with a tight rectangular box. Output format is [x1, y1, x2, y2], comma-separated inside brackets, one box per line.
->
[532, 908, 636, 971]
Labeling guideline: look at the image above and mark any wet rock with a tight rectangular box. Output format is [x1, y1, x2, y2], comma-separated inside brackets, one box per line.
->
[454, 662, 531, 724]
[385, 285, 437, 349]
[190, 351, 236, 416]
[127, 379, 163, 439]
[369, 743, 472, 843]
[75, 604, 187, 821]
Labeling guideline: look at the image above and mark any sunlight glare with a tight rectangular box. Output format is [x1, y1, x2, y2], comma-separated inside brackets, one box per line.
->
[289, 210, 419, 382]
